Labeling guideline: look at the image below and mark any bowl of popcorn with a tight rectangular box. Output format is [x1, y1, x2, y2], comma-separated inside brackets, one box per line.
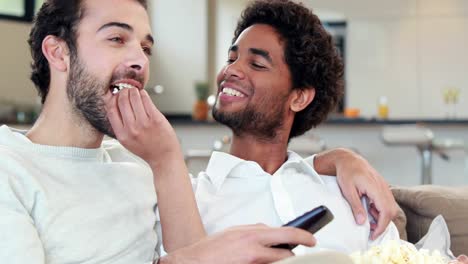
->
[350, 240, 449, 264]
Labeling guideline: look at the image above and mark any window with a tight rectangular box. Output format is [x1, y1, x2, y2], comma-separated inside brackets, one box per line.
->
[0, 0, 44, 22]
[324, 21, 347, 113]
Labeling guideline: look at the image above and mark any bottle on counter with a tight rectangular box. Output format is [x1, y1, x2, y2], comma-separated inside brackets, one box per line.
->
[377, 96, 389, 119]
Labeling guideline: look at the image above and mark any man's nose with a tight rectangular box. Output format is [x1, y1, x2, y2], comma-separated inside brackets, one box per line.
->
[125, 46, 149, 73]
[223, 60, 245, 80]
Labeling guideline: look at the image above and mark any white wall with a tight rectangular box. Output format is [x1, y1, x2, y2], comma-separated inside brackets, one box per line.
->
[149, 0, 208, 114]
[311, 0, 468, 119]
[215, 0, 468, 119]
[215, 0, 247, 77]
[0, 20, 38, 105]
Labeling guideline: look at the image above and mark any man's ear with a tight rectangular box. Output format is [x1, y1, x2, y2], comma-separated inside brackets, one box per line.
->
[290, 87, 315, 113]
[41, 35, 69, 72]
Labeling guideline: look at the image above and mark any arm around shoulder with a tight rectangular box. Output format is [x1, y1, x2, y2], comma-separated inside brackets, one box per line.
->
[308, 148, 398, 239]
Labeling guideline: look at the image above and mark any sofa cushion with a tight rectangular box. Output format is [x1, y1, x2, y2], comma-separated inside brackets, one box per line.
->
[391, 185, 468, 256]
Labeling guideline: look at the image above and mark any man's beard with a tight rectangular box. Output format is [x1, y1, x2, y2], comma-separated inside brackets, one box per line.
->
[66, 56, 115, 138]
[212, 95, 288, 141]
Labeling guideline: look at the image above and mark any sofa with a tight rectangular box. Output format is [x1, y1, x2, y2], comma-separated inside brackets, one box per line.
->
[391, 185, 468, 256]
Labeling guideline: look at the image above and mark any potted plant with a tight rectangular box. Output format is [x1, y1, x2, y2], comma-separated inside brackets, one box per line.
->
[192, 81, 210, 121]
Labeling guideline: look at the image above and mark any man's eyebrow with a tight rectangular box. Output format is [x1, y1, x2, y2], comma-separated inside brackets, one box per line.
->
[97, 22, 133, 33]
[228, 45, 238, 52]
[97, 22, 154, 45]
[145, 34, 154, 45]
[250, 48, 272, 64]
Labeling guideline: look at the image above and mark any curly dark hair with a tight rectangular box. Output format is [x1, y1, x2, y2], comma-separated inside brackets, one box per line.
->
[233, 0, 344, 139]
[28, 0, 147, 104]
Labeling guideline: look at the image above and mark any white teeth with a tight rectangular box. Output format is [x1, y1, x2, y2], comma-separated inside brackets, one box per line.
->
[112, 83, 137, 94]
[222, 87, 244, 97]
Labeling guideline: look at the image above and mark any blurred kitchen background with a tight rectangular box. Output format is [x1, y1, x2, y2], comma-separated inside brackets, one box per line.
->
[1, 0, 468, 186]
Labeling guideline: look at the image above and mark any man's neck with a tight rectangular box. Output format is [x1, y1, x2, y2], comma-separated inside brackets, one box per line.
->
[229, 133, 289, 175]
[26, 97, 103, 149]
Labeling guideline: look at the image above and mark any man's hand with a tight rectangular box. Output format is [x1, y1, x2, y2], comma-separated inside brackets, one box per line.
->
[313, 148, 399, 240]
[159, 224, 316, 264]
[106, 88, 206, 251]
[106, 88, 180, 167]
[450, 255, 468, 264]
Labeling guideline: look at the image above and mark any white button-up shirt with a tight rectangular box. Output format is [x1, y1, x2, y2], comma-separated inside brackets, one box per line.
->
[193, 151, 399, 254]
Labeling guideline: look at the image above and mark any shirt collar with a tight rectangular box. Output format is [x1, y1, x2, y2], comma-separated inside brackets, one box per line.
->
[205, 151, 245, 190]
[276, 151, 325, 184]
[0, 125, 107, 161]
[205, 150, 324, 191]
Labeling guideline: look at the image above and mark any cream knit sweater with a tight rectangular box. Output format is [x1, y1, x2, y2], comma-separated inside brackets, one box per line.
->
[0, 125, 159, 264]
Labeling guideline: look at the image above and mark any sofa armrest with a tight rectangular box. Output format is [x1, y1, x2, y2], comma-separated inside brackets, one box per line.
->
[392, 203, 408, 241]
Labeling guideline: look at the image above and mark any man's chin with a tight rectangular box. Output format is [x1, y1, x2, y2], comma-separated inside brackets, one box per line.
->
[213, 109, 244, 130]
[212, 108, 229, 124]
[213, 106, 239, 120]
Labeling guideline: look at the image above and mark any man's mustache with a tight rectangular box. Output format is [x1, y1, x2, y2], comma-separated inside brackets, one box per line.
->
[110, 70, 144, 85]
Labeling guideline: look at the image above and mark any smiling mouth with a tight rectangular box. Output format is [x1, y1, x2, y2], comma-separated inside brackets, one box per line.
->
[221, 87, 246, 97]
[111, 83, 138, 94]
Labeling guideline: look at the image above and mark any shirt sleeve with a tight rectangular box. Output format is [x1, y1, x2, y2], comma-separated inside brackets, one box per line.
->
[0, 167, 46, 263]
[154, 209, 163, 259]
[190, 173, 198, 192]
[303, 154, 318, 170]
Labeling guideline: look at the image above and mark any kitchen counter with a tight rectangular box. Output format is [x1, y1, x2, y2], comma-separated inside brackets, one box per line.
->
[163, 114, 468, 126]
[3, 115, 468, 127]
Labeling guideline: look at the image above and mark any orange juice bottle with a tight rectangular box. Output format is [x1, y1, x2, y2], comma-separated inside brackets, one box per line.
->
[378, 96, 389, 119]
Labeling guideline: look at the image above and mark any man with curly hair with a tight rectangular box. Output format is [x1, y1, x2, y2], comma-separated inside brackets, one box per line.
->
[194, 1, 468, 261]
[193, 0, 401, 254]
